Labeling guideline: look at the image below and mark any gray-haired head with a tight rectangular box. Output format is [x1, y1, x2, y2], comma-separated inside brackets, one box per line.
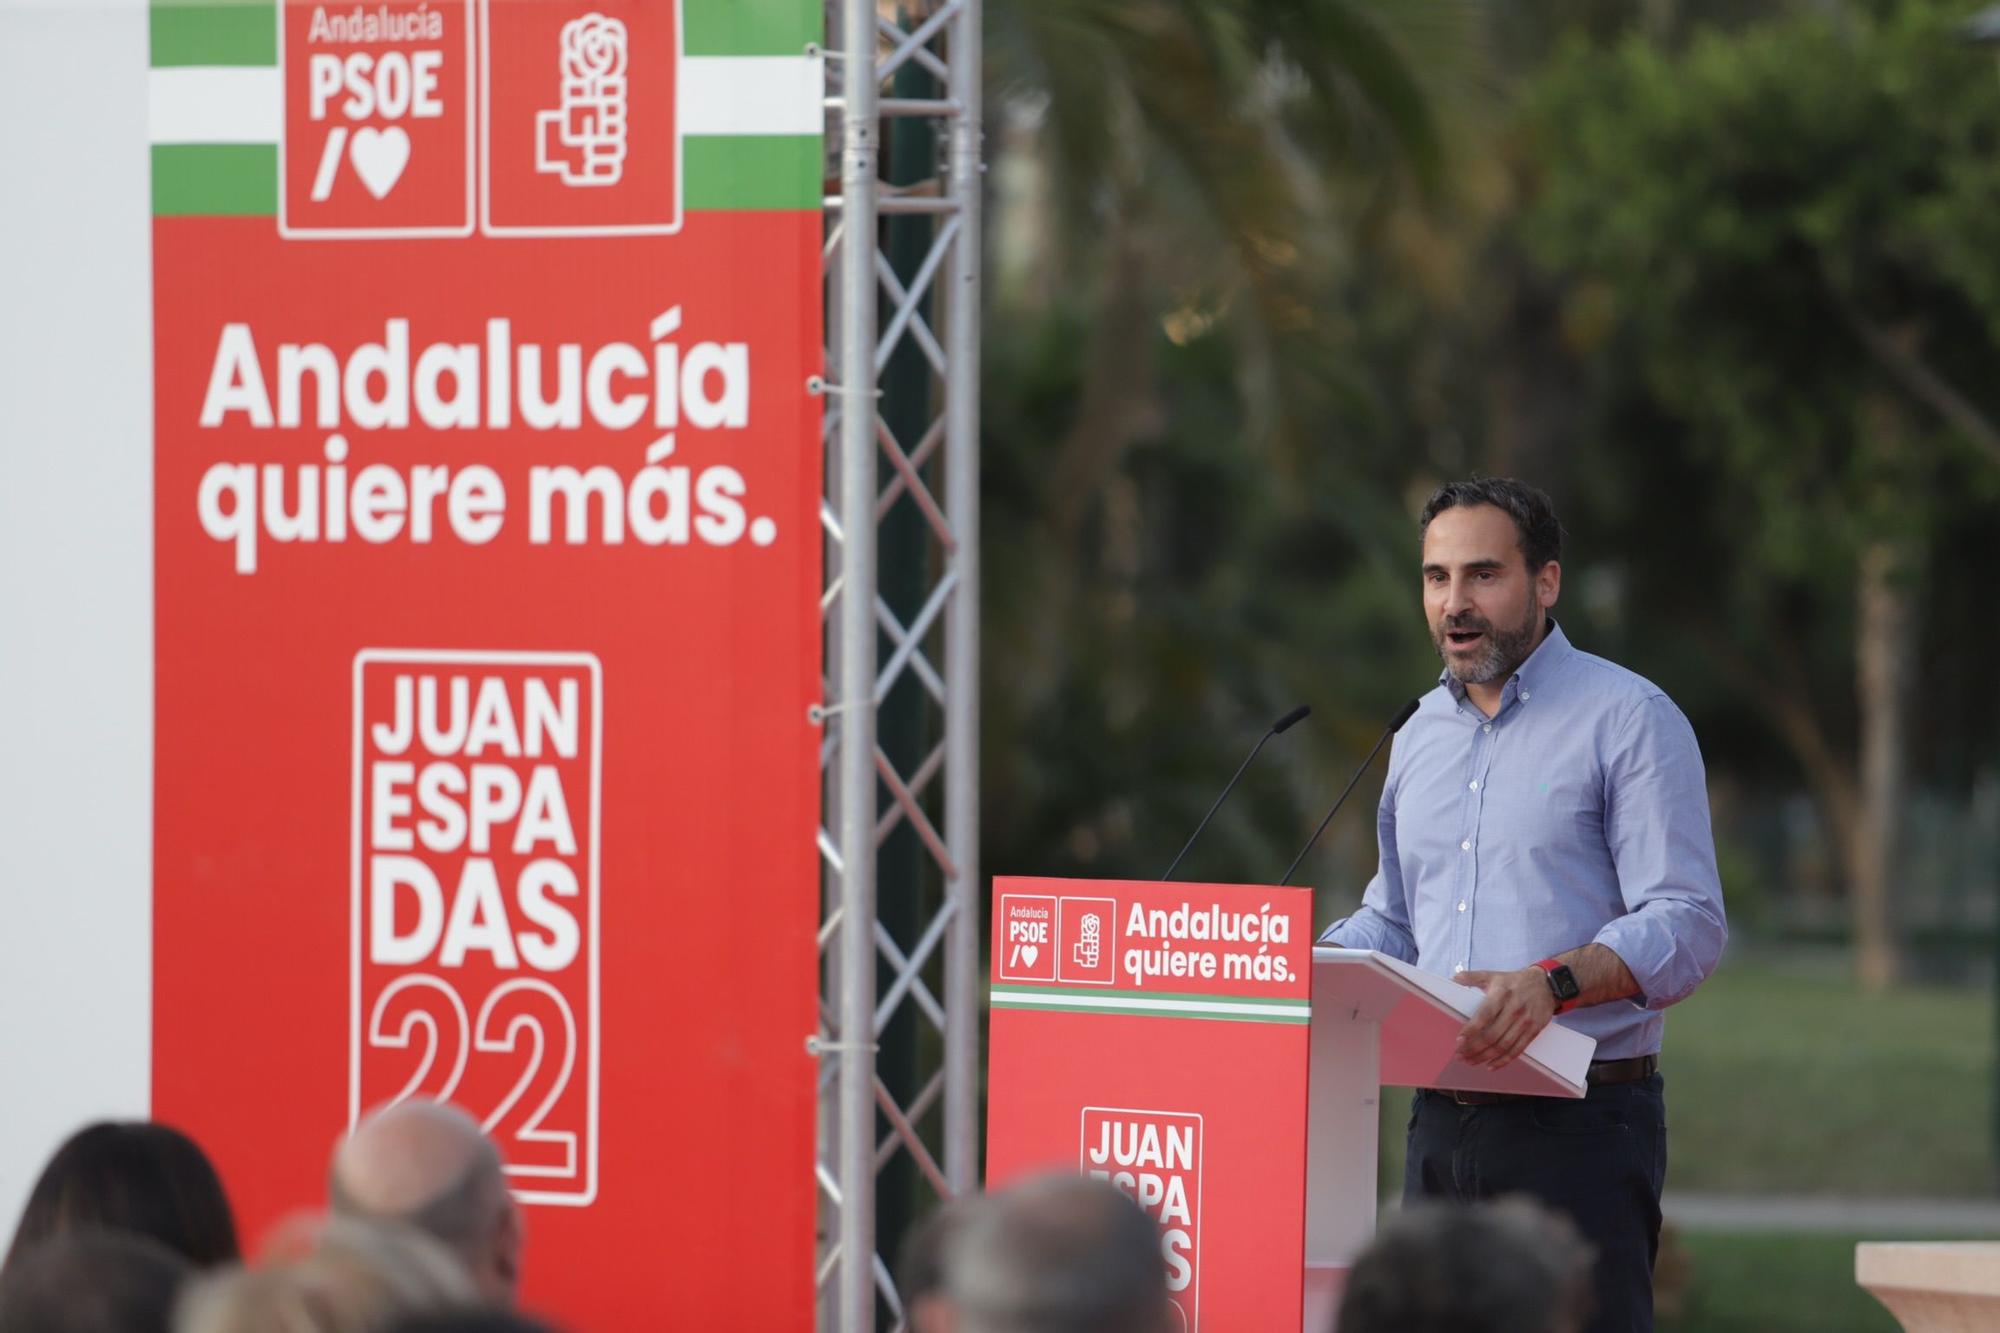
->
[174, 1216, 475, 1333]
[328, 1103, 519, 1308]
[1335, 1197, 1595, 1333]
[942, 1174, 1175, 1333]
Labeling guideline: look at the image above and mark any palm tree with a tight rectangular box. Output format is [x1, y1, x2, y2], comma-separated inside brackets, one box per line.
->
[986, 0, 1482, 537]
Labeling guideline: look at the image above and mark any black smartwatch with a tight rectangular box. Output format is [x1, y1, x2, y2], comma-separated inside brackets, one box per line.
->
[1533, 958, 1581, 1014]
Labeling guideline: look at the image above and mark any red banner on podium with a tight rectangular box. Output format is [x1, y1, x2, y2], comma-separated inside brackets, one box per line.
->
[986, 877, 1314, 1332]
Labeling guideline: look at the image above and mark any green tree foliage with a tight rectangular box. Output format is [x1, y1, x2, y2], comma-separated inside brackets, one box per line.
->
[982, 1, 1484, 892]
[1523, 0, 2000, 981]
[977, 0, 2000, 971]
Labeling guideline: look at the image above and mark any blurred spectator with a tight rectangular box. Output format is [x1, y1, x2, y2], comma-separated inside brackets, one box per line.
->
[898, 1196, 974, 1333]
[174, 1216, 474, 1333]
[1335, 1198, 1595, 1333]
[329, 1103, 520, 1308]
[940, 1174, 1175, 1333]
[3, 1123, 238, 1272]
[0, 1230, 190, 1333]
[385, 1313, 556, 1333]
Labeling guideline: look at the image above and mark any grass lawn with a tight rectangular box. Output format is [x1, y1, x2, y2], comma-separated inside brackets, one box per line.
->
[1660, 957, 1993, 1196]
[1656, 1230, 1904, 1332]
[1374, 956, 1995, 1198]
[1362, 961, 1992, 1330]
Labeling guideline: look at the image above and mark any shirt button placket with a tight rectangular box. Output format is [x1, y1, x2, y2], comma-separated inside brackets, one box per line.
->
[1460, 722, 1488, 965]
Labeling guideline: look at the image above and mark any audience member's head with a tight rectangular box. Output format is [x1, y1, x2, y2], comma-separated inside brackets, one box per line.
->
[899, 1196, 974, 1333]
[174, 1217, 475, 1333]
[0, 1230, 191, 1333]
[384, 1313, 556, 1333]
[1335, 1198, 1595, 1333]
[4, 1123, 239, 1273]
[940, 1174, 1175, 1333]
[328, 1103, 519, 1307]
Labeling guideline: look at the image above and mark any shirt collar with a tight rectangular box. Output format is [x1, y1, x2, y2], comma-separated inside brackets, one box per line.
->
[1437, 617, 1572, 704]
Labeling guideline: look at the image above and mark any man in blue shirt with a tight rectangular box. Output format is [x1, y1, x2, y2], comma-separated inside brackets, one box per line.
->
[1322, 478, 1727, 1333]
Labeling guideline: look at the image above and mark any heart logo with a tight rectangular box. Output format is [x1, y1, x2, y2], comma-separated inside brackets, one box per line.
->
[1020, 944, 1039, 968]
[349, 127, 411, 200]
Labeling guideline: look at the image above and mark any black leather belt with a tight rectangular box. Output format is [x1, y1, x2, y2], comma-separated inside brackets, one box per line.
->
[1435, 1055, 1658, 1107]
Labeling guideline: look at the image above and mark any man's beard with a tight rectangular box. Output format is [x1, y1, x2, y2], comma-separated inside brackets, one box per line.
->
[1432, 603, 1542, 686]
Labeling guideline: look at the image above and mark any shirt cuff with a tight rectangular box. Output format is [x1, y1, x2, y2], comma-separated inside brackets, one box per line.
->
[1592, 918, 1689, 1011]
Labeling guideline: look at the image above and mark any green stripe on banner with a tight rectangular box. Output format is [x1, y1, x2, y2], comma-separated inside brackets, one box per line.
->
[684, 0, 821, 57]
[684, 135, 822, 211]
[151, 1, 277, 68]
[152, 143, 278, 215]
[151, 138, 819, 215]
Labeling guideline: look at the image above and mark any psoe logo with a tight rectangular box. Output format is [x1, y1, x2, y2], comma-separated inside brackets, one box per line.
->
[1056, 895, 1117, 986]
[482, 0, 684, 235]
[351, 649, 602, 1206]
[1081, 1107, 1201, 1330]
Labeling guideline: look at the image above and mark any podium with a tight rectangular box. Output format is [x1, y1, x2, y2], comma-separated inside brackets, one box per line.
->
[984, 877, 1596, 1332]
[1303, 947, 1596, 1330]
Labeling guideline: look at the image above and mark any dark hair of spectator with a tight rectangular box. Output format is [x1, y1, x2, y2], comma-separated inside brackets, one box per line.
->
[1419, 478, 1565, 572]
[946, 1174, 1170, 1333]
[0, 1228, 191, 1333]
[2, 1123, 239, 1273]
[897, 1196, 973, 1310]
[384, 1314, 559, 1333]
[1336, 1199, 1594, 1333]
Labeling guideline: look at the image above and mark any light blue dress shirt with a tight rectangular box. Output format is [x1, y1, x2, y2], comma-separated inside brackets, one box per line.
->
[1321, 621, 1727, 1059]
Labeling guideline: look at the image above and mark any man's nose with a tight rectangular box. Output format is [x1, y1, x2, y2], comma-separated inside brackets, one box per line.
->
[1441, 577, 1475, 615]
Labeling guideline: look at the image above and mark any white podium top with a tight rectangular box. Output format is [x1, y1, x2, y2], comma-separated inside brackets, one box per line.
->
[1313, 947, 1596, 1097]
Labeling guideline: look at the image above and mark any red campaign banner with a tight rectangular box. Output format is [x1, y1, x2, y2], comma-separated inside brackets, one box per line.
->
[151, 6, 819, 1326]
[987, 878, 1314, 1333]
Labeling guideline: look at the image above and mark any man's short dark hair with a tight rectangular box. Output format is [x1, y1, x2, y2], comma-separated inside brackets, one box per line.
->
[386, 1314, 557, 1333]
[1419, 479, 1565, 571]
[944, 1174, 1170, 1333]
[898, 1196, 973, 1310]
[1336, 1199, 1594, 1333]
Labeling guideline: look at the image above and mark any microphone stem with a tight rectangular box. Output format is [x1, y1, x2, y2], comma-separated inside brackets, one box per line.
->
[1280, 724, 1397, 886]
[1161, 729, 1273, 881]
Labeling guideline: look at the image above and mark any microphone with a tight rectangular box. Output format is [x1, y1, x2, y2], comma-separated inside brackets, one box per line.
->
[1279, 698, 1421, 886]
[1160, 704, 1312, 881]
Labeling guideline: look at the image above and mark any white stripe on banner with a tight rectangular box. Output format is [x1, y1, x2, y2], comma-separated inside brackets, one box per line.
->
[149, 67, 282, 144]
[148, 57, 824, 144]
[677, 56, 825, 136]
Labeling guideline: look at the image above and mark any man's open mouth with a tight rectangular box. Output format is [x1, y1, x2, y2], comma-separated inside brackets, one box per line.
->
[1446, 628, 1487, 651]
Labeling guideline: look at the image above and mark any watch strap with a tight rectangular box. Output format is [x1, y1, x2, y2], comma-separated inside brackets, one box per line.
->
[1532, 957, 1581, 1014]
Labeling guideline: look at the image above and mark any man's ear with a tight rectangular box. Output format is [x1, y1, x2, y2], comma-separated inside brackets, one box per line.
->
[494, 1196, 523, 1286]
[1537, 559, 1562, 611]
[909, 1294, 956, 1333]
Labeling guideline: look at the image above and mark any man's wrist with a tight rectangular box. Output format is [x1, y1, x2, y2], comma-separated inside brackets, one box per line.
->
[1532, 958, 1582, 1014]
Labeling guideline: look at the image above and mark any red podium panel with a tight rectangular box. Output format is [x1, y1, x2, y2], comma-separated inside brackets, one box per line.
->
[987, 877, 1313, 1333]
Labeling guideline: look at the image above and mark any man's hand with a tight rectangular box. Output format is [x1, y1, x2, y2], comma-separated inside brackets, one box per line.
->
[1454, 967, 1557, 1070]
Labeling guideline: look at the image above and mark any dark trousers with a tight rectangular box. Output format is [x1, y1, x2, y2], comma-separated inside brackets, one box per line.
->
[1403, 1074, 1667, 1333]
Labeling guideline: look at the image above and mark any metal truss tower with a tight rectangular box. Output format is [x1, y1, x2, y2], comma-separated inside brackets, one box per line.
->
[818, 0, 982, 1328]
